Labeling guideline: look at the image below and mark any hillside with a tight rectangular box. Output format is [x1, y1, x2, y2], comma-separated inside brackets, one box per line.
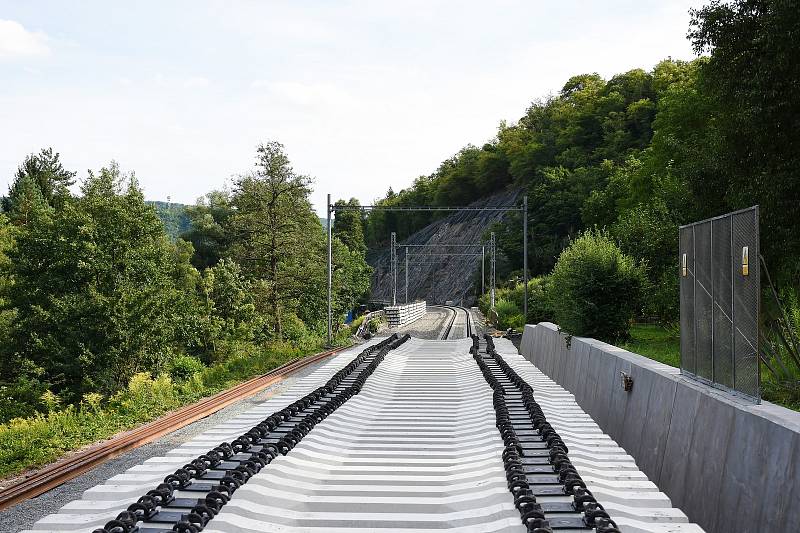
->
[367, 189, 520, 305]
[147, 200, 191, 240]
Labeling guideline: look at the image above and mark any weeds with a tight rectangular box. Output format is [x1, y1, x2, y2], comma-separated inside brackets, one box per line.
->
[0, 334, 350, 480]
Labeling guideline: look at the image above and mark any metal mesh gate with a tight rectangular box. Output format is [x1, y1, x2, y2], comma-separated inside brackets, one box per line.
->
[679, 207, 760, 401]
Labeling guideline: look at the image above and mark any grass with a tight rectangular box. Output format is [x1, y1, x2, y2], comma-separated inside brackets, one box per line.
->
[0, 334, 352, 480]
[619, 324, 680, 368]
[620, 323, 800, 412]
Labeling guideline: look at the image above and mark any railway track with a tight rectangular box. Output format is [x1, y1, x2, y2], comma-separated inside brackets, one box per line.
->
[20, 336, 704, 533]
[438, 305, 473, 339]
[0, 344, 350, 512]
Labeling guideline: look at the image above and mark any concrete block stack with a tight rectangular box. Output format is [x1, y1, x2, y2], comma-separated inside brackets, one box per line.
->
[384, 300, 426, 327]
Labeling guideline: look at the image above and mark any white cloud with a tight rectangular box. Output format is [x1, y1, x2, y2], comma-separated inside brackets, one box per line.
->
[0, 1, 701, 216]
[183, 76, 210, 89]
[250, 80, 355, 108]
[0, 19, 50, 59]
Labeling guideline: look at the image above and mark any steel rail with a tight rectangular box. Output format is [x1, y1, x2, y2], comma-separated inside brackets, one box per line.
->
[437, 306, 472, 340]
[436, 306, 458, 340]
[0, 345, 348, 511]
[461, 307, 473, 338]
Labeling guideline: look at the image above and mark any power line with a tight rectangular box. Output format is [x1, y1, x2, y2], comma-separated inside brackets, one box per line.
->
[331, 205, 522, 212]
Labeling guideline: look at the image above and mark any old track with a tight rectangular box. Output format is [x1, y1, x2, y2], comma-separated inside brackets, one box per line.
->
[0, 344, 349, 511]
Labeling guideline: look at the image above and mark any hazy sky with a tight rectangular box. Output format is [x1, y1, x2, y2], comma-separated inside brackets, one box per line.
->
[0, 1, 701, 215]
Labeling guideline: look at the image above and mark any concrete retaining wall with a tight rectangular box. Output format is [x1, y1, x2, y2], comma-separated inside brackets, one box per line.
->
[520, 322, 800, 533]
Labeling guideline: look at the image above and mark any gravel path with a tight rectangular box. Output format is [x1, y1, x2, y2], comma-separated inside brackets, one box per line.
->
[0, 354, 337, 533]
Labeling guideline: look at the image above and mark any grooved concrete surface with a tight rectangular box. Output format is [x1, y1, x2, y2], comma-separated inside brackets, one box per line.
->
[491, 339, 703, 533]
[18, 339, 383, 533]
[24, 336, 703, 533]
[521, 323, 800, 533]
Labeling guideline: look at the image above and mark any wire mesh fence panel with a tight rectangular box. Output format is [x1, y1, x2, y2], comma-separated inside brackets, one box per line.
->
[732, 208, 760, 398]
[680, 206, 759, 401]
[680, 226, 696, 375]
[694, 220, 714, 381]
[713, 216, 734, 389]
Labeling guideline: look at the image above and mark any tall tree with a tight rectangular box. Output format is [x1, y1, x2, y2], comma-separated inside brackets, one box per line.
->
[333, 198, 367, 255]
[4, 173, 51, 226]
[182, 190, 235, 269]
[7, 163, 184, 400]
[4, 148, 76, 211]
[228, 142, 323, 339]
[689, 0, 800, 286]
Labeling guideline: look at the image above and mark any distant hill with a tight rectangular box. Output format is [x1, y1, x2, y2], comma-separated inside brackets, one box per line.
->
[148, 201, 191, 240]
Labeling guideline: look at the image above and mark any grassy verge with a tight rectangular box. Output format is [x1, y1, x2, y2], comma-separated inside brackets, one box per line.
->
[0, 336, 351, 480]
[619, 324, 680, 368]
[620, 323, 799, 412]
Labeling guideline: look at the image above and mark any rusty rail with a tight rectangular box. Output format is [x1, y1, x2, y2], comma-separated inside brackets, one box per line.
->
[0, 345, 348, 510]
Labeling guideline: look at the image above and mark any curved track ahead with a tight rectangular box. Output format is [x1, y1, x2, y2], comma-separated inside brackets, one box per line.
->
[436, 306, 472, 340]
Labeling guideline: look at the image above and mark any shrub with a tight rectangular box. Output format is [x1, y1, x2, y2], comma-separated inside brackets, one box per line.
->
[281, 313, 309, 342]
[0, 372, 49, 422]
[495, 299, 524, 330]
[548, 230, 646, 341]
[478, 277, 553, 330]
[167, 355, 206, 382]
[507, 277, 554, 325]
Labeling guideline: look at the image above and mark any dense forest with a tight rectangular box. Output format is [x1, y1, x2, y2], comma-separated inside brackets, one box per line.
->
[364, 0, 799, 329]
[0, 142, 371, 423]
[148, 200, 191, 240]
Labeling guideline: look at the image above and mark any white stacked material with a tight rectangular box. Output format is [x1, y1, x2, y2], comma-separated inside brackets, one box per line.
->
[492, 338, 705, 533]
[20, 340, 384, 533]
[385, 301, 426, 327]
[205, 336, 522, 532]
[25, 337, 705, 533]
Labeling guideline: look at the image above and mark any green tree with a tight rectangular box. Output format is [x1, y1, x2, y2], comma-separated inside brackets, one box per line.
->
[4, 173, 51, 226]
[331, 238, 372, 319]
[689, 0, 800, 287]
[3, 148, 76, 210]
[184, 259, 259, 362]
[228, 142, 323, 339]
[333, 198, 367, 255]
[7, 163, 185, 401]
[182, 191, 235, 270]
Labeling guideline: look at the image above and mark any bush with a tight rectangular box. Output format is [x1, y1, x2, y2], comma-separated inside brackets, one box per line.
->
[506, 277, 554, 325]
[548, 230, 646, 341]
[495, 299, 524, 330]
[281, 313, 309, 342]
[478, 277, 553, 330]
[167, 355, 206, 382]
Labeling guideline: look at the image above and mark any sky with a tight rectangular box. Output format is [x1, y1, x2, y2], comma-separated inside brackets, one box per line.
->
[0, 1, 701, 216]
